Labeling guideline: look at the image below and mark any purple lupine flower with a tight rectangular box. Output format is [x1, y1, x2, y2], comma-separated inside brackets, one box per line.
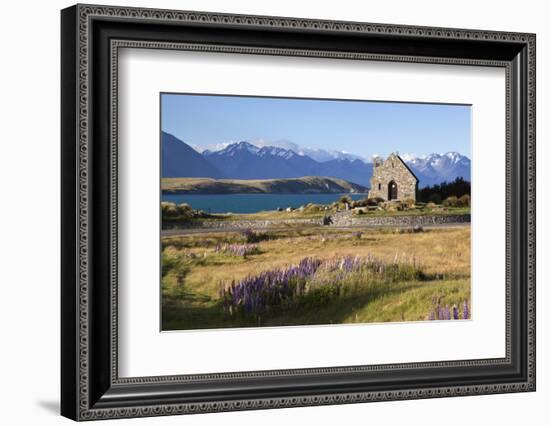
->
[463, 300, 470, 320]
[437, 304, 444, 321]
[215, 243, 258, 257]
[222, 257, 323, 315]
[221, 254, 422, 317]
[425, 299, 471, 322]
[452, 305, 459, 320]
[241, 228, 255, 240]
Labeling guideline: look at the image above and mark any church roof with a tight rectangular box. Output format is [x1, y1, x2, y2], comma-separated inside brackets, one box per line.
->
[388, 153, 419, 182]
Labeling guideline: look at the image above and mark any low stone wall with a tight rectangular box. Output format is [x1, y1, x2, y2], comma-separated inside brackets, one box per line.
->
[331, 213, 471, 227]
[164, 217, 323, 230]
[165, 214, 470, 231]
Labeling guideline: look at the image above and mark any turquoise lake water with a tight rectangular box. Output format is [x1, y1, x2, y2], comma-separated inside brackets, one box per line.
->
[162, 193, 366, 214]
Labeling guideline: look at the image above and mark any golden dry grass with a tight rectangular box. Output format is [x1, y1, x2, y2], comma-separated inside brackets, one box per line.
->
[162, 226, 471, 330]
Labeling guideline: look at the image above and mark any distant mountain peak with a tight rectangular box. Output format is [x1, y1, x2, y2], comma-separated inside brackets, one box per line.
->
[258, 146, 297, 159]
[403, 152, 470, 187]
[234, 141, 259, 151]
[161, 132, 224, 179]
[211, 141, 260, 156]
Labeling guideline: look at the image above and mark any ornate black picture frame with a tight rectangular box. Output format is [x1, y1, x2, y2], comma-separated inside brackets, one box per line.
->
[61, 4, 536, 421]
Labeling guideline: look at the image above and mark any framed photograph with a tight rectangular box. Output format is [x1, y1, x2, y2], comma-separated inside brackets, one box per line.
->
[61, 4, 536, 421]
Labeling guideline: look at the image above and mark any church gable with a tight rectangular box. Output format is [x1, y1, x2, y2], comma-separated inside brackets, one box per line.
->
[368, 153, 418, 202]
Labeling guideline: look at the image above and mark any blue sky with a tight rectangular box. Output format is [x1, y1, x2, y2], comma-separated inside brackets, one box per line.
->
[161, 93, 471, 159]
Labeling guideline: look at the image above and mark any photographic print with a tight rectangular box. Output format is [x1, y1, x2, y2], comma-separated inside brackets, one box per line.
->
[160, 94, 472, 331]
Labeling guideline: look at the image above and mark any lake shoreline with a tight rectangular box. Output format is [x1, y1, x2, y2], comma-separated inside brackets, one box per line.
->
[162, 192, 368, 214]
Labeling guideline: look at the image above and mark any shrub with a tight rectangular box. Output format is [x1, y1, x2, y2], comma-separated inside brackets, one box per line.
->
[303, 203, 324, 213]
[364, 197, 384, 207]
[161, 202, 179, 217]
[393, 226, 425, 234]
[403, 198, 416, 209]
[176, 203, 193, 217]
[338, 195, 353, 205]
[241, 228, 269, 243]
[161, 201, 212, 221]
[381, 200, 406, 211]
[425, 202, 437, 210]
[459, 194, 471, 207]
[443, 194, 470, 208]
[443, 196, 459, 207]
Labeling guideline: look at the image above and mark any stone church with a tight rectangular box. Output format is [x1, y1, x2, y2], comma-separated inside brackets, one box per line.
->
[368, 153, 419, 202]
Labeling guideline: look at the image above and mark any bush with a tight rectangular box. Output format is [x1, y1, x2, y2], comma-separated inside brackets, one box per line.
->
[161, 201, 211, 221]
[443, 196, 459, 207]
[459, 194, 471, 207]
[302, 203, 324, 213]
[177, 203, 193, 215]
[443, 195, 470, 208]
[241, 228, 269, 243]
[403, 198, 416, 209]
[426, 202, 437, 210]
[381, 200, 406, 211]
[364, 197, 384, 207]
[338, 195, 353, 205]
[161, 202, 179, 217]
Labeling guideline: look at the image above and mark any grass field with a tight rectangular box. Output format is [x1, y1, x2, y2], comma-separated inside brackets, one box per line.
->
[161, 225, 471, 330]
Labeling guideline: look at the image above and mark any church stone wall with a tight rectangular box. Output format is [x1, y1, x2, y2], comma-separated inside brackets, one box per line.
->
[368, 153, 418, 202]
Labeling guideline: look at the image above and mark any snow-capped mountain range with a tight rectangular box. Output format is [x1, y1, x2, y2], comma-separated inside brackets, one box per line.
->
[200, 138, 365, 163]
[201, 141, 373, 185]
[404, 152, 471, 186]
[163, 132, 470, 188]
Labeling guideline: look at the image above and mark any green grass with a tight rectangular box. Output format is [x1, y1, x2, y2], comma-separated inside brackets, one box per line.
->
[162, 277, 469, 330]
[161, 226, 471, 330]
